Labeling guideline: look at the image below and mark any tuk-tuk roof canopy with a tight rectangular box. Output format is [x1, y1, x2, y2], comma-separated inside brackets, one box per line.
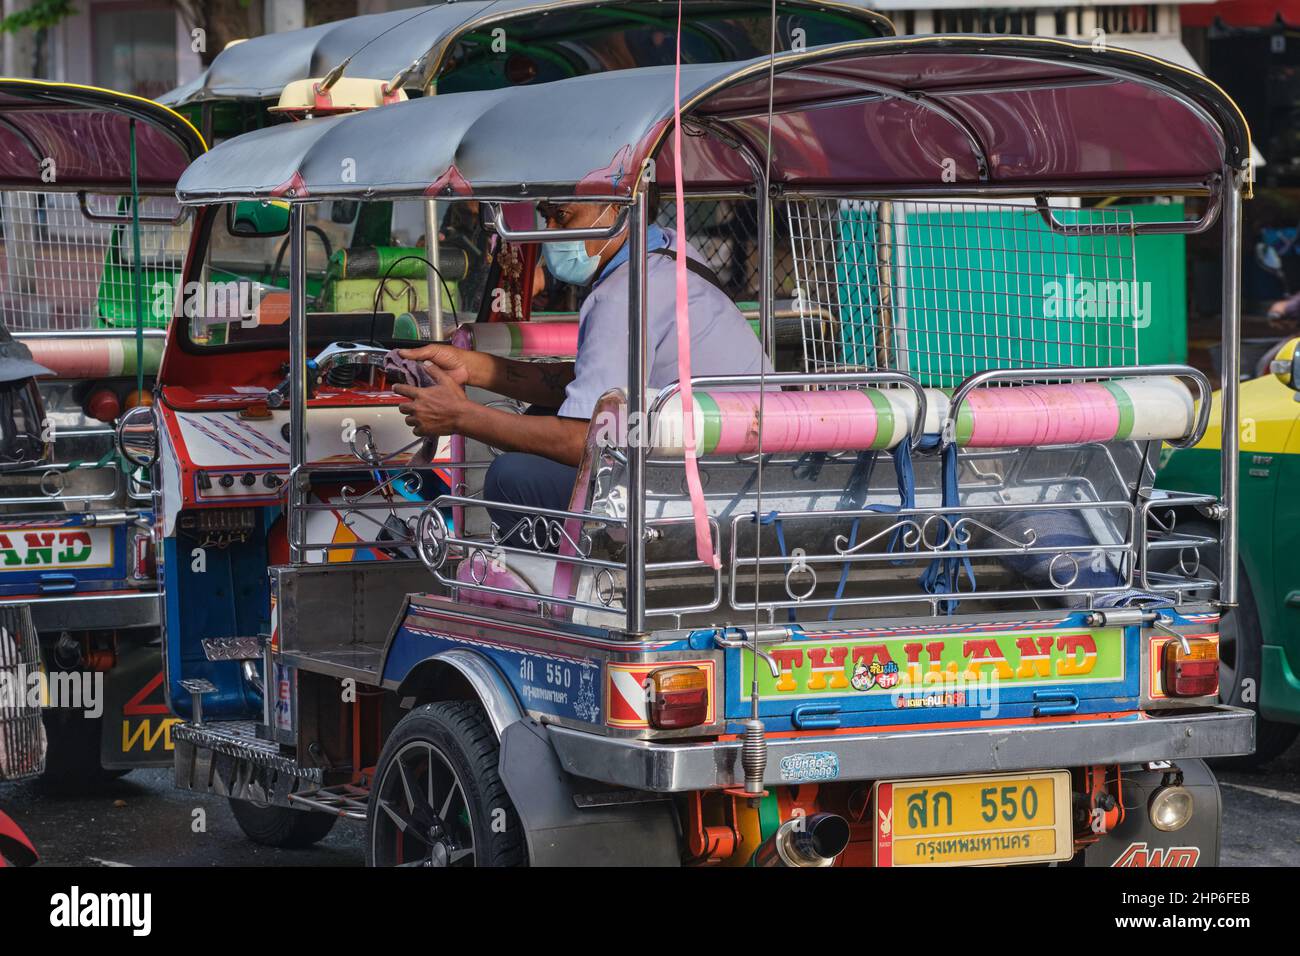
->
[0, 79, 206, 191]
[160, 0, 895, 107]
[175, 36, 1252, 205]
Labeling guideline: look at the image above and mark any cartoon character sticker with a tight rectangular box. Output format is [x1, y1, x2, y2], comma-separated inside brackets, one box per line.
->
[851, 659, 900, 691]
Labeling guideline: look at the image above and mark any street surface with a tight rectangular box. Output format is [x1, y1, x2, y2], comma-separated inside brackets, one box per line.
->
[2, 742, 1297, 866]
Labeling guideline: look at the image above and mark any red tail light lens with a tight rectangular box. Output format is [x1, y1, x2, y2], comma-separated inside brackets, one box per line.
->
[130, 528, 156, 581]
[646, 666, 709, 730]
[1162, 638, 1218, 697]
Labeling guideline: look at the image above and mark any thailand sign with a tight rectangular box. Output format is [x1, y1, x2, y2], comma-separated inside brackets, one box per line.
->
[740, 627, 1125, 702]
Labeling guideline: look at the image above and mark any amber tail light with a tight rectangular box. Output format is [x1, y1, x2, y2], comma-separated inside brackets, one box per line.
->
[646, 666, 709, 730]
[1161, 637, 1218, 697]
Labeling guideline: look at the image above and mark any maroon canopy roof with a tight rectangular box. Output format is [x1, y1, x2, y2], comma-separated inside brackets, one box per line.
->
[0, 79, 206, 191]
[177, 35, 1252, 203]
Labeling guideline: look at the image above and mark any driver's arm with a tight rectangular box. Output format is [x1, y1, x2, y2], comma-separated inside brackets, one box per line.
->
[394, 368, 588, 467]
[458, 406, 588, 467]
[397, 343, 573, 407]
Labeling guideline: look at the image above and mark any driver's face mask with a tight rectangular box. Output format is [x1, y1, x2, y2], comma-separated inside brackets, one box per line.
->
[541, 204, 619, 287]
[0, 377, 49, 472]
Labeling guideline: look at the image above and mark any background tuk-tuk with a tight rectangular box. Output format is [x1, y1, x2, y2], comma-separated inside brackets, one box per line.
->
[156, 33, 1254, 866]
[0, 79, 205, 785]
[159, 1, 897, 343]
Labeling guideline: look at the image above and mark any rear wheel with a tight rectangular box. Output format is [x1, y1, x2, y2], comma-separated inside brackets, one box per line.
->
[366, 701, 526, 867]
[1160, 520, 1299, 766]
[228, 799, 338, 848]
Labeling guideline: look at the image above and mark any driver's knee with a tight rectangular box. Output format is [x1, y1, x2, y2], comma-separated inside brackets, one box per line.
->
[483, 453, 578, 541]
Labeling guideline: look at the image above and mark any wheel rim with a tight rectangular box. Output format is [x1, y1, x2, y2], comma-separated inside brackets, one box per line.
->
[372, 740, 475, 867]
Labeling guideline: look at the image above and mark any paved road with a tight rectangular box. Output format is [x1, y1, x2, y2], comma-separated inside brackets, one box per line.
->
[0, 769, 364, 867]
[3, 741, 1298, 867]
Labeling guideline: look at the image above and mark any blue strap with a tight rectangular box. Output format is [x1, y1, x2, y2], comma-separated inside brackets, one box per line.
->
[829, 451, 878, 621]
[753, 510, 797, 623]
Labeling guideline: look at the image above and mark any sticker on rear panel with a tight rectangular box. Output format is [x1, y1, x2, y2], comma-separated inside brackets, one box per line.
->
[779, 751, 840, 783]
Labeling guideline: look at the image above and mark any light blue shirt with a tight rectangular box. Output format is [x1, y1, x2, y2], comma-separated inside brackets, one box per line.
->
[557, 227, 771, 419]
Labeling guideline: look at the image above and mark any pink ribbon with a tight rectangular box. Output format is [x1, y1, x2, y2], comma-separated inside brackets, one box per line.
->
[672, 0, 719, 570]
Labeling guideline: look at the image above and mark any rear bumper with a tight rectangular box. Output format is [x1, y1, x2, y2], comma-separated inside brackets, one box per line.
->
[548, 706, 1256, 792]
[3, 591, 160, 631]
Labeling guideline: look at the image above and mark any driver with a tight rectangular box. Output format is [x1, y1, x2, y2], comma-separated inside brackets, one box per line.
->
[392, 200, 770, 522]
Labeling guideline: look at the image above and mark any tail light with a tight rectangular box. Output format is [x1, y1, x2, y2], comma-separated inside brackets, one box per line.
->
[130, 527, 156, 581]
[1161, 637, 1218, 697]
[646, 666, 709, 730]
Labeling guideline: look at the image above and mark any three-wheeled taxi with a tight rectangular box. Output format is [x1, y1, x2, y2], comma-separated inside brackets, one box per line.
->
[158, 0, 898, 344]
[0, 80, 205, 784]
[153, 35, 1254, 865]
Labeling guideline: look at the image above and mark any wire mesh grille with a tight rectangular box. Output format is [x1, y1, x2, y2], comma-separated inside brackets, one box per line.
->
[0, 604, 44, 782]
[0, 192, 191, 331]
[657, 198, 800, 301]
[786, 198, 1141, 388]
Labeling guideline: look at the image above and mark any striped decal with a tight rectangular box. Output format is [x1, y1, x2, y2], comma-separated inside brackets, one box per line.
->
[28, 337, 164, 379]
[656, 389, 909, 455]
[957, 376, 1193, 448]
[606, 660, 716, 728]
[462, 322, 580, 358]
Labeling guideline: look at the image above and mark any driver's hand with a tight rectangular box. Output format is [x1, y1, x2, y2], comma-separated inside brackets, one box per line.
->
[396, 343, 473, 388]
[394, 365, 472, 439]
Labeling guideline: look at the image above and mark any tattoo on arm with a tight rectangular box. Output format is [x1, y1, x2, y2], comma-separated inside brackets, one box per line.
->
[539, 365, 570, 396]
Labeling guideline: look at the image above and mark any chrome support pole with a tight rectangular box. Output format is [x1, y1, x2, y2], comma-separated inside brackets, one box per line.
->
[625, 185, 649, 634]
[1219, 173, 1242, 606]
[759, 191, 774, 360]
[425, 198, 444, 340]
[288, 204, 308, 564]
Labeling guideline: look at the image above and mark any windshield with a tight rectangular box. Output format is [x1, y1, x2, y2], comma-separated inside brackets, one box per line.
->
[181, 199, 483, 351]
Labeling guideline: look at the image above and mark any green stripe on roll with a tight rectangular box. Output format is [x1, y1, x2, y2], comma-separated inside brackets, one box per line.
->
[1104, 381, 1134, 440]
[695, 391, 722, 454]
[507, 324, 522, 357]
[864, 387, 895, 449]
[955, 401, 974, 445]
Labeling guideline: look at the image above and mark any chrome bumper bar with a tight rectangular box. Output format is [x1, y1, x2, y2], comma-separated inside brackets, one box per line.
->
[7, 591, 160, 631]
[548, 707, 1255, 792]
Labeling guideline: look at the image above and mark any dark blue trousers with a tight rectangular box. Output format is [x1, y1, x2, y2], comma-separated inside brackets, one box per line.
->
[483, 452, 578, 543]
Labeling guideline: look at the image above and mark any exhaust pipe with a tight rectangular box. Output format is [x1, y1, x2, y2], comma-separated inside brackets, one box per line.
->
[753, 813, 851, 867]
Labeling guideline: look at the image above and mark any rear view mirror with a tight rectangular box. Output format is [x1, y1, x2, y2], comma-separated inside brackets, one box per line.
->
[1270, 336, 1300, 392]
[228, 200, 291, 238]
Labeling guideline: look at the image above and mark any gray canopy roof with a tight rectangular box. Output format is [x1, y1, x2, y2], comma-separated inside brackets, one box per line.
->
[175, 35, 1252, 204]
[160, 0, 895, 106]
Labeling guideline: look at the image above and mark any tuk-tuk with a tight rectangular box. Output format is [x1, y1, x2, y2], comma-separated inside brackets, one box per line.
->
[159, 1, 897, 345]
[0, 80, 205, 784]
[153, 34, 1254, 865]
[1157, 338, 1300, 765]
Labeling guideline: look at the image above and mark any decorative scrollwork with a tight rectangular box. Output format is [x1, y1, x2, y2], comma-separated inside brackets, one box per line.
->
[40, 469, 64, 498]
[785, 547, 818, 601]
[920, 515, 1035, 552]
[414, 506, 450, 571]
[1048, 552, 1081, 589]
[491, 513, 592, 557]
[1177, 545, 1202, 578]
[834, 520, 924, 556]
[594, 568, 618, 607]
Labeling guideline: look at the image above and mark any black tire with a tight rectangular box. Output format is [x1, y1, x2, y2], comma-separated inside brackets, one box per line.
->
[37, 710, 130, 792]
[228, 799, 338, 848]
[1158, 520, 1299, 767]
[366, 701, 526, 867]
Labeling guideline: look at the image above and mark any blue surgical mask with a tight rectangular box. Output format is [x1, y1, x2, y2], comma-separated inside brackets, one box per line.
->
[543, 239, 601, 286]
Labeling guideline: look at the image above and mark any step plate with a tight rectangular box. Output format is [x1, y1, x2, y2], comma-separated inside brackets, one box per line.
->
[174, 720, 321, 807]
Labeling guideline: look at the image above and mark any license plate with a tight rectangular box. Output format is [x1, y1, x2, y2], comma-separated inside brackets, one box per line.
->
[874, 771, 1072, 867]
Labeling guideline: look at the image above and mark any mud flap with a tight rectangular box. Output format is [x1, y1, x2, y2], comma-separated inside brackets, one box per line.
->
[101, 642, 178, 770]
[1083, 759, 1221, 867]
[498, 719, 681, 866]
